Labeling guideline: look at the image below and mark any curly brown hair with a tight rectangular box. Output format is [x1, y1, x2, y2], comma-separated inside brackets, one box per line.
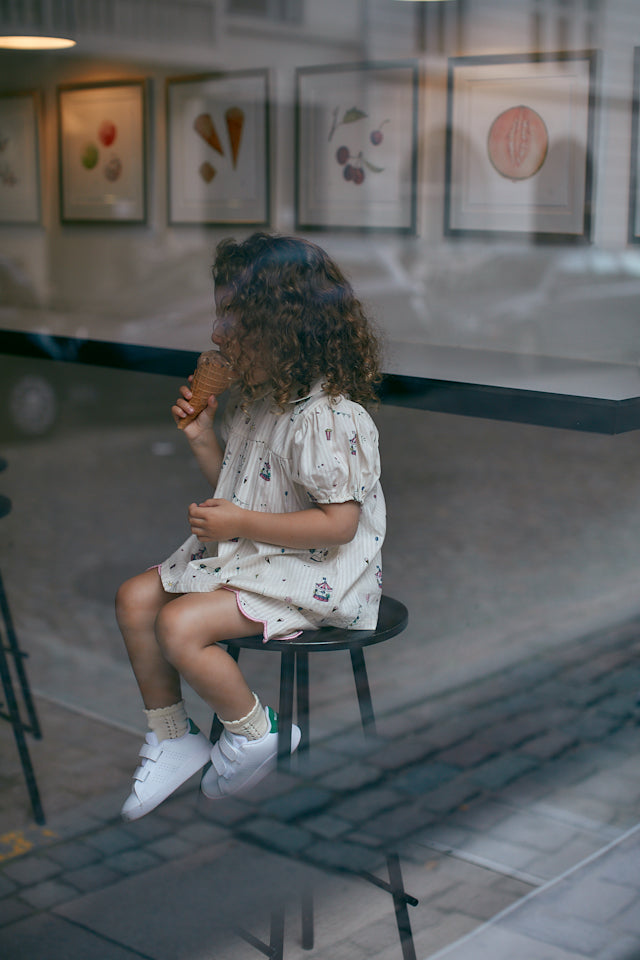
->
[212, 232, 382, 408]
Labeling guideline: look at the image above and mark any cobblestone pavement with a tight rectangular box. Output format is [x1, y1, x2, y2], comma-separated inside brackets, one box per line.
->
[1, 613, 639, 959]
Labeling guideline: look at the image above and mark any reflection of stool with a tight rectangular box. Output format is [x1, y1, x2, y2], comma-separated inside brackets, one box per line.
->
[209, 594, 409, 766]
[209, 596, 416, 960]
[0, 459, 44, 824]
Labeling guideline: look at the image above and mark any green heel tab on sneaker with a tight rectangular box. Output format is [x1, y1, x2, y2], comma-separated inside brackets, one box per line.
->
[266, 706, 278, 733]
[188, 718, 201, 735]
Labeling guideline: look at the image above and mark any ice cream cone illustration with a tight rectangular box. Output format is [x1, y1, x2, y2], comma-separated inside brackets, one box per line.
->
[225, 107, 244, 168]
[194, 113, 224, 156]
[177, 350, 236, 430]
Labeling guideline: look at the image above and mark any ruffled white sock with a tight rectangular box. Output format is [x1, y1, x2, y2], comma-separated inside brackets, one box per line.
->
[220, 693, 269, 741]
[144, 700, 189, 741]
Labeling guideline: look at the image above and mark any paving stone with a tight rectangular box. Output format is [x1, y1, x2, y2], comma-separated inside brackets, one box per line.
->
[468, 753, 538, 791]
[366, 737, 434, 771]
[63, 862, 124, 893]
[519, 728, 579, 760]
[502, 906, 611, 955]
[174, 821, 228, 845]
[361, 800, 435, 842]
[331, 787, 405, 823]
[555, 874, 638, 925]
[596, 935, 640, 960]
[121, 816, 173, 844]
[317, 761, 382, 792]
[302, 813, 353, 839]
[305, 838, 383, 873]
[43, 841, 101, 871]
[83, 825, 139, 856]
[437, 736, 500, 768]
[262, 785, 334, 820]
[18, 878, 80, 909]
[420, 778, 482, 815]
[103, 848, 162, 875]
[393, 761, 460, 795]
[2, 855, 61, 886]
[0, 894, 33, 928]
[0, 874, 17, 898]
[144, 835, 195, 861]
[239, 817, 312, 854]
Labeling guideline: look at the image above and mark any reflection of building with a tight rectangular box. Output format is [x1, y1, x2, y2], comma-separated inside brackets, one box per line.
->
[0, 0, 639, 370]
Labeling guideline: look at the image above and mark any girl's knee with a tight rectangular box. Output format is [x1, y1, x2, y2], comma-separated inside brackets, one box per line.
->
[155, 599, 220, 668]
[115, 571, 162, 627]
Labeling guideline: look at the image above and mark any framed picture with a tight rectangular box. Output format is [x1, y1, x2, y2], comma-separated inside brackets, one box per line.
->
[57, 80, 147, 223]
[295, 60, 419, 233]
[629, 47, 640, 244]
[444, 51, 597, 242]
[0, 90, 41, 224]
[167, 69, 270, 226]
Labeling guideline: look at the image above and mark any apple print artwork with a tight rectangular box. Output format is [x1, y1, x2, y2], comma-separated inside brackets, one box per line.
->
[81, 142, 99, 169]
[98, 120, 117, 147]
[104, 156, 122, 182]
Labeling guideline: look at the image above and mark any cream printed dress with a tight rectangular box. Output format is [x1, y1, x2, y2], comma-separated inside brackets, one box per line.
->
[161, 383, 386, 640]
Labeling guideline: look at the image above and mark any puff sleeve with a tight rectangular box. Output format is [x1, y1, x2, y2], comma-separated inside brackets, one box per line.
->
[290, 400, 381, 505]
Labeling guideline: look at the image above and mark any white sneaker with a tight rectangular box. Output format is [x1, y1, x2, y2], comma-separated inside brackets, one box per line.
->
[121, 719, 212, 822]
[201, 707, 301, 800]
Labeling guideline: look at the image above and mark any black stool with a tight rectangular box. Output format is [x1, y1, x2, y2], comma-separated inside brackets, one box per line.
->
[208, 595, 416, 960]
[0, 458, 44, 824]
[209, 594, 408, 766]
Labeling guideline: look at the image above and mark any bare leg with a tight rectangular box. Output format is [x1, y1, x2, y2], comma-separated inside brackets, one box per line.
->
[115, 569, 182, 710]
[155, 588, 259, 721]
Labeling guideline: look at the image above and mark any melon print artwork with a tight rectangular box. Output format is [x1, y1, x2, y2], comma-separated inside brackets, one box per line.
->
[487, 105, 548, 181]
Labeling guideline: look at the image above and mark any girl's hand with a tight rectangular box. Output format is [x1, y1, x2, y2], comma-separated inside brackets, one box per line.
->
[172, 378, 218, 439]
[188, 498, 244, 542]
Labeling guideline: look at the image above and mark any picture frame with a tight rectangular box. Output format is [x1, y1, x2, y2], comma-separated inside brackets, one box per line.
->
[0, 90, 41, 225]
[444, 51, 597, 243]
[57, 80, 147, 224]
[295, 60, 419, 233]
[166, 69, 270, 226]
[628, 47, 640, 244]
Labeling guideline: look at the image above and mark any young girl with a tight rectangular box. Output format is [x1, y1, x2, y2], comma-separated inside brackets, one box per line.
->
[116, 232, 386, 821]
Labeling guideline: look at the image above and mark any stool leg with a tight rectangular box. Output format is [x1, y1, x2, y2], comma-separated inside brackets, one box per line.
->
[0, 635, 45, 824]
[387, 853, 417, 960]
[350, 648, 377, 737]
[209, 645, 241, 743]
[301, 884, 314, 950]
[269, 905, 285, 960]
[296, 650, 310, 752]
[278, 651, 295, 769]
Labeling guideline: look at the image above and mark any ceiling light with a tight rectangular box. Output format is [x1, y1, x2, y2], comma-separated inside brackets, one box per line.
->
[0, 2, 76, 51]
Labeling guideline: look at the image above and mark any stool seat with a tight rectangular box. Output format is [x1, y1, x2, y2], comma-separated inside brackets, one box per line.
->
[227, 594, 408, 652]
[212, 595, 408, 764]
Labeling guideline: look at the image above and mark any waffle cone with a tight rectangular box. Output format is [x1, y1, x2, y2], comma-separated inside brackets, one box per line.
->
[225, 107, 244, 168]
[177, 351, 236, 429]
[194, 113, 224, 156]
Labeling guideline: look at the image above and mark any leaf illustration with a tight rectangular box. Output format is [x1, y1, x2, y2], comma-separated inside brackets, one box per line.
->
[363, 158, 385, 173]
[342, 107, 368, 124]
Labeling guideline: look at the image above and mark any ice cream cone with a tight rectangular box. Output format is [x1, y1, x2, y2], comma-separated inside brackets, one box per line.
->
[225, 107, 244, 168]
[194, 113, 224, 156]
[177, 350, 236, 429]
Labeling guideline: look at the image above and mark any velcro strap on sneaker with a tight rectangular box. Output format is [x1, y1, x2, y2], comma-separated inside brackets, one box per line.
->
[139, 743, 162, 762]
[133, 765, 150, 783]
[218, 737, 241, 762]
